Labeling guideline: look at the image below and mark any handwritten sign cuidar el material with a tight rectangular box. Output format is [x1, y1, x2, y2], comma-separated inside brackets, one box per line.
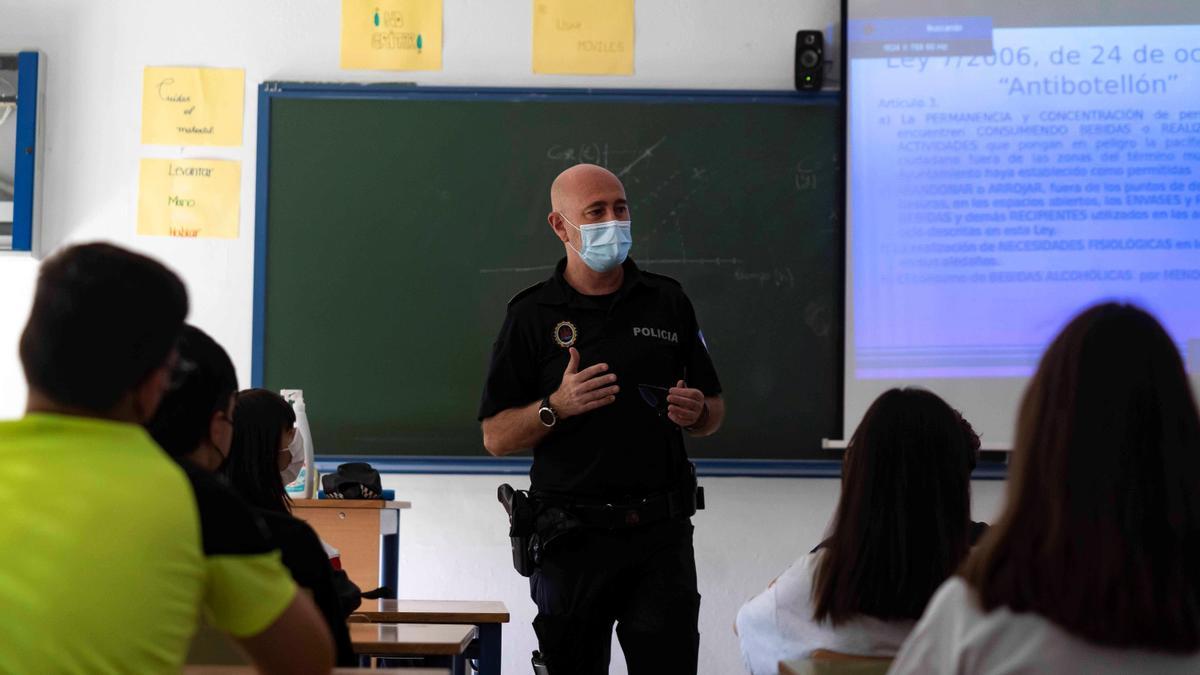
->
[137, 159, 240, 239]
[533, 0, 634, 75]
[341, 0, 443, 71]
[142, 67, 245, 146]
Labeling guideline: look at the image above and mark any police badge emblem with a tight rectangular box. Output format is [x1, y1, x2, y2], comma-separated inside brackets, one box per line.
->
[553, 321, 578, 348]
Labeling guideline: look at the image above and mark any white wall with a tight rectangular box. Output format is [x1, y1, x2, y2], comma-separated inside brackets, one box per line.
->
[0, 3, 1009, 675]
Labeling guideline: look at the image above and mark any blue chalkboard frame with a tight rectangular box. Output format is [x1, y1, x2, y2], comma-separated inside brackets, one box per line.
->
[251, 82, 1001, 479]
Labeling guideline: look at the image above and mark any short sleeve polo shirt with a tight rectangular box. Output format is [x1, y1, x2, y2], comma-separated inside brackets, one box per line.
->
[479, 257, 722, 499]
[0, 413, 296, 674]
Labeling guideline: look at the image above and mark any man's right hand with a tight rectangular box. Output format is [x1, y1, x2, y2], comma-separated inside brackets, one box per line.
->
[549, 347, 619, 419]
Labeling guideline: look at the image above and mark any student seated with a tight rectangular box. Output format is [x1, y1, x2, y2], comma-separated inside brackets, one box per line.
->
[147, 324, 242, 472]
[0, 243, 331, 674]
[147, 325, 344, 667]
[736, 388, 980, 673]
[222, 388, 360, 666]
[890, 303, 1200, 674]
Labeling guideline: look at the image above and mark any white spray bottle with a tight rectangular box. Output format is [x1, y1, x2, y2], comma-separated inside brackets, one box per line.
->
[280, 389, 316, 499]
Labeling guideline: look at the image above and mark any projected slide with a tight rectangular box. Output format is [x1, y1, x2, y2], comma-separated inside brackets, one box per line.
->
[849, 13, 1200, 379]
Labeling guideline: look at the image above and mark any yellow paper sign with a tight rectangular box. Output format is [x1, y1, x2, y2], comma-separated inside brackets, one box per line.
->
[137, 159, 240, 239]
[533, 0, 634, 75]
[341, 0, 443, 71]
[141, 67, 245, 146]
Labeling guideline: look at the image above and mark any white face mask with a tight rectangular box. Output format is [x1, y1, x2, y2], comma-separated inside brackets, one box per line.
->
[281, 431, 305, 484]
[563, 216, 633, 273]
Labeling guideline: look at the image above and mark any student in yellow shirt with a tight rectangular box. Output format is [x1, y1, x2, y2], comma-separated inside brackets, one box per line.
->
[0, 243, 333, 674]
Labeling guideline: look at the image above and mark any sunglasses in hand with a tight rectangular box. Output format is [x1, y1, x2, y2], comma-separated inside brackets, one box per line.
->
[637, 384, 673, 417]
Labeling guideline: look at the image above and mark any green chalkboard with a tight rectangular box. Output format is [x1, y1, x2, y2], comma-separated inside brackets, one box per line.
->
[256, 85, 842, 461]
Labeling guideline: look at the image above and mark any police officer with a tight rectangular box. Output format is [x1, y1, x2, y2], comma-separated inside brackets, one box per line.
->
[479, 163, 725, 674]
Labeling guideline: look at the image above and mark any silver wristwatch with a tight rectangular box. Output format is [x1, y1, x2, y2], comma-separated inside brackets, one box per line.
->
[538, 396, 557, 427]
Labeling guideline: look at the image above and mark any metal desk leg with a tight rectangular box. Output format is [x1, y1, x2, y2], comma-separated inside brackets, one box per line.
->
[381, 532, 399, 598]
[477, 623, 502, 675]
[380, 508, 400, 598]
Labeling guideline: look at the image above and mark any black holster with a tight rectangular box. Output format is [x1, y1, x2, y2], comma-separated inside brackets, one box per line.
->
[498, 484, 539, 577]
[498, 483, 585, 577]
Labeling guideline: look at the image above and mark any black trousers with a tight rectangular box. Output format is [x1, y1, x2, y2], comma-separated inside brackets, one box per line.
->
[529, 517, 700, 675]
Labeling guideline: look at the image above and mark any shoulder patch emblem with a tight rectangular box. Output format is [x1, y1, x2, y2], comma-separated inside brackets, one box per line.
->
[553, 321, 578, 348]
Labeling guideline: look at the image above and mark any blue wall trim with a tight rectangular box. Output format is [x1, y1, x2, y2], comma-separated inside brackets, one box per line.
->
[11, 52, 38, 252]
[314, 455, 1009, 480]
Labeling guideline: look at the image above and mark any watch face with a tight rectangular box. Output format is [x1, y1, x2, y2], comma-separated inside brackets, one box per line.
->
[539, 407, 556, 426]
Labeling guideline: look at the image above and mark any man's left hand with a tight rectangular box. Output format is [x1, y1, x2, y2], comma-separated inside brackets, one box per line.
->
[667, 380, 706, 429]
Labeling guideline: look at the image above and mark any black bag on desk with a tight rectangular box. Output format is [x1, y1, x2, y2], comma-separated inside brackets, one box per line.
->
[321, 462, 383, 499]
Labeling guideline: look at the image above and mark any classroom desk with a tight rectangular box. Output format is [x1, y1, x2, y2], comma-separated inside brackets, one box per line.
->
[351, 623, 475, 675]
[355, 599, 509, 675]
[184, 662, 448, 667]
[781, 658, 893, 675]
[291, 498, 410, 597]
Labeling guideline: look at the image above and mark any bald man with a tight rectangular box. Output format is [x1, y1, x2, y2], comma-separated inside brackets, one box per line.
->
[478, 164, 725, 674]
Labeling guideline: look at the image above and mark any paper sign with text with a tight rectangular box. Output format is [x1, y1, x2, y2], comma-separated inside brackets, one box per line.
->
[141, 67, 244, 146]
[341, 0, 443, 71]
[137, 159, 240, 239]
[533, 0, 634, 75]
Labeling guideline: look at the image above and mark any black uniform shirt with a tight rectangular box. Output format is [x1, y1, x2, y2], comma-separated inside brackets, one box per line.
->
[478, 257, 722, 499]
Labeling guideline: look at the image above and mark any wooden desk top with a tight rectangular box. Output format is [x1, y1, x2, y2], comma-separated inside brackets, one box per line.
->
[358, 599, 511, 624]
[292, 498, 411, 510]
[349, 622, 475, 656]
[184, 662, 448, 667]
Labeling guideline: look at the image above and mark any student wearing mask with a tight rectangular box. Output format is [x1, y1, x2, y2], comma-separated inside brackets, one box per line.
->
[144, 324, 350, 662]
[225, 389, 300, 513]
[891, 303, 1200, 674]
[147, 324, 240, 472]
[0, 244, 332, 674]
[223, 388, 359, 666]
[736, 388, 980, 673]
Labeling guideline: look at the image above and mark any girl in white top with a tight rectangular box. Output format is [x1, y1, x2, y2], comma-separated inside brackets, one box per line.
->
[737, 388, 982, 675]
[736, 549, 914, 673]
[891, 303, 1200, 675]
[891, 578, 1200, 674]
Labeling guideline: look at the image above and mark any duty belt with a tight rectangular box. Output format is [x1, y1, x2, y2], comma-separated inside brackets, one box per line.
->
[535, 482, 705, 530]
[498, 464, 705, 577]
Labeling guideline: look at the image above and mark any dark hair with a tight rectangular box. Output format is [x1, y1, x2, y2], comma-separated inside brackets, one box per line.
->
[223, 388, 296, 514]
[812, 387, 975, 624]
[962, 303, 1200, 651]
[20, 243, 188, 412]
[146, 325, 238, 458]
[960, 413, 982, 473]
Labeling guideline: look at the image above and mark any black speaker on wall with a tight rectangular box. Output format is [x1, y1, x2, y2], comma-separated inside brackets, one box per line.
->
[795, 30, 824, 91]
